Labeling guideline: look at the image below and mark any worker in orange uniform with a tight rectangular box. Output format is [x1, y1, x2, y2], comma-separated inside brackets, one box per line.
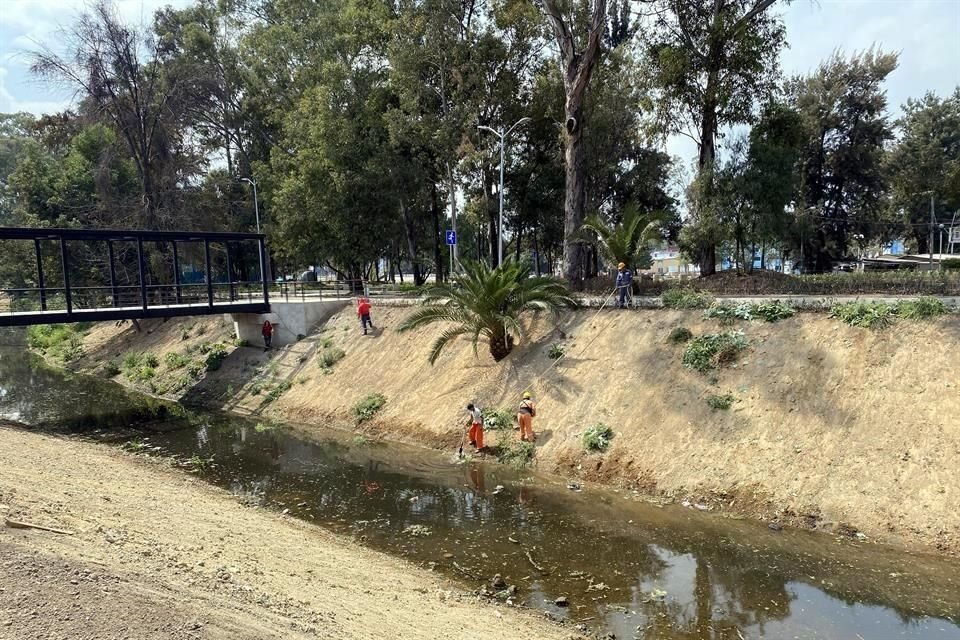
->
[518, 391, 536, 442]
[466, 403, 484, 451]
[357, 297, 374, 335]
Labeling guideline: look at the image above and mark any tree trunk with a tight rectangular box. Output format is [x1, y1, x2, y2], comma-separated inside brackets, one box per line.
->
[399, 200, 424, 286]
[697, 67, 720, 277]
[515, 224, 523, 261]
[488, 332, 514, 362]
[562, 103, 587, 285]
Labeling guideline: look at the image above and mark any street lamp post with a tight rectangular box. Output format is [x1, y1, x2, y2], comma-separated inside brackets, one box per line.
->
[478, 117, 531, 266]
[240, 177, 260, 234]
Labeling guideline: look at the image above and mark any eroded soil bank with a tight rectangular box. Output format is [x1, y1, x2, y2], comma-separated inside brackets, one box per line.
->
[53, 304, 960, 555]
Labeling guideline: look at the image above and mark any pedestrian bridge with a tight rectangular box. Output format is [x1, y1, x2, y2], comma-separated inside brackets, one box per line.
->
[0, 227, 270, 327]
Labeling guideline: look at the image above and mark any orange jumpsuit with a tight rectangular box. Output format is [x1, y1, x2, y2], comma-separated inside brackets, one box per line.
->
[468, 407, 484, 449]
[518, 399, 536, 442]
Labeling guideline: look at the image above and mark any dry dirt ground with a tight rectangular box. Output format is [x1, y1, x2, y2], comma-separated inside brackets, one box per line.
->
[67, 306, 960, 555]
[0, 425, 577, 640]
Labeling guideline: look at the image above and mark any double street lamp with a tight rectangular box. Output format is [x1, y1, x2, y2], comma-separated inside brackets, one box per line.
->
[478, 117, 531, 266]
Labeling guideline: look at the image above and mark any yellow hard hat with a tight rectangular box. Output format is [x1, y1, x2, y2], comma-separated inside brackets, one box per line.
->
[618, 262, 626, 269]
[522, 391, 532, 399]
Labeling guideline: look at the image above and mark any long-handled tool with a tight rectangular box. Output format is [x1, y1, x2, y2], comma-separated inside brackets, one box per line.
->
[457, 428, 467, 458]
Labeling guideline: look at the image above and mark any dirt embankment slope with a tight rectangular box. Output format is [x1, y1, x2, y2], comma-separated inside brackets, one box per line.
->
[0, 425, 574, 640]
[269, 306, 960, 555]
[61, 306, 960, 555]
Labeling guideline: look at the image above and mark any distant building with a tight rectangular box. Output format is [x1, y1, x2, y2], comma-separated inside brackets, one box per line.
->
[647, 247, 699, 277]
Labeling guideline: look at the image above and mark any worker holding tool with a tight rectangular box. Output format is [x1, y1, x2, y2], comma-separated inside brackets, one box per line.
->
[518, 392, 536, 442]
[466, 403, 484, 451]
[615, 262, 633, 309]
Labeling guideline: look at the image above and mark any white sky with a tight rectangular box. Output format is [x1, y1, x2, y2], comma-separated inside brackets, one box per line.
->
[1, 0, 958, 166]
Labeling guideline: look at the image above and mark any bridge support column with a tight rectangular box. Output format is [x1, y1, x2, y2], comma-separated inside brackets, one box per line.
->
[34, 239, 46, 311]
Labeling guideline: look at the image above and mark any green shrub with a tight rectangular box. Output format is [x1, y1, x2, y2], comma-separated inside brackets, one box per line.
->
[353, 393, 387, 424]
[668, 327, 693, 344]
[752, 300, 795, 322]
[233, 338, 251, 347]
[122, 351, 143, 370]
[187, 361, 205, 379]
[896, 296, 947, 320]
[682, 331, 748, 373]
[497, 440, 535, 467]
[179, 327, 190, 341]
[266, 380, 293, 402]
[319, 347, 346, 369]
[661, 288, 712, 309]
[27, 324, 85, 362]
[481, 407, 514, 430]
[163, 352, 189, 369]
[102, 361, 121, 377]
[703, 302, 753, 324]
[142, 353, 159, 368]
[204, 343, 229, 371]
[547, 343, 565, 360]
[582, 423, 615, 452]
[829, 302, 897, 329]
[942, 259, 960, 271]
[707, 393, 735, 410]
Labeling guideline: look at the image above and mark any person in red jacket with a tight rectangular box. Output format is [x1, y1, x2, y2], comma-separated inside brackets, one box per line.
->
[357, 298, 374, 335]
[261, 319, 274, 350]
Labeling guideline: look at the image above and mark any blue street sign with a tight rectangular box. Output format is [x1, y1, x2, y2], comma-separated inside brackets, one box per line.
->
[445, 230, 457, 245]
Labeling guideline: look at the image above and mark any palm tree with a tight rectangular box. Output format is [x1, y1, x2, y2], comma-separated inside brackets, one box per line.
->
[581, 205, 665, 271]
[398, 260, 577, 364]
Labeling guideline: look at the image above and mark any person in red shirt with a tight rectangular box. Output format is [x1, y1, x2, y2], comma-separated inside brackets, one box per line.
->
[357, 298, 374, 335]
[261, 319, 274, 350]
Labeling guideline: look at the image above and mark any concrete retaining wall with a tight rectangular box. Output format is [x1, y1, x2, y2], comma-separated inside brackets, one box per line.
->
[229, 300, 349, 347]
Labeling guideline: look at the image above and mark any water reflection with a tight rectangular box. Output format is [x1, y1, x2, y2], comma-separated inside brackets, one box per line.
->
[0, 338, 957, 639]
[147, 421, 960, 640]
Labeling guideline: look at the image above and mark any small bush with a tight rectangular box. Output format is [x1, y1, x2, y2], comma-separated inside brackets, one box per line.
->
[942, 258, 960, 271]
[482, 407, 514, 430]
[163, 352, 190, 369]
[829, 302, 896, 329]
[204, 343, 229, 371]
[682, 331, 748, 373]
[266, 380, 293, 402]
[497, 440, 535, 467]
[179, 327, 190, 341]
[142, 353, 159, 368]
[703, 302, 753, 325]
[27, 324, 84, 362]
[752, 300, 795, 322]
[547, 343, 565, 360]
[897, 296, 947, 320]
[707, 393, 735, 410]
[668, 327, 693, 344]
[353, 393, 387, 423]
[582, 423, 615, 452]
[319, 347, 346, 369]
[233, 338, 251, 347]
[662, 288, 712, 309]
[102, 361, 121, 377]
[187, 361, 205, 379]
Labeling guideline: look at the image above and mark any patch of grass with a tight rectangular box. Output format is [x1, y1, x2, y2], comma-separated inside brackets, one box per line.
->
[121, 352, 158, 382]
[142, 353, 160, 368]
[27, 324, 85, 362]
[254, 421, 282, 433]
[897, 296, 947, 320]
[752, 300, 795, 322]
[266, 380, 293, 402]
[582, 423, 615, 452]
[318, 347, 346, 369]
[681, 331, 748, 373]
[319, 336, 335, 349]
[186, 361, 205, 379]
[163, 352, 190, 369]
[661, 288, 712, 309]
[233, 338, 251, 347]
[547, 343, 565, 360]
[706, 393, 735, 410]
[481, 407, 514, 430]
[829, 302, 897, 329]
[179, 326, 190, 341]
[353, 393, 387, 424]
[668, 327, 693, 344]
[497, 439, 535, 468]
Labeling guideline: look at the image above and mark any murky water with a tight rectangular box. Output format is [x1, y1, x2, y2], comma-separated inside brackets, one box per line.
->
[1, 342, 958, 639]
